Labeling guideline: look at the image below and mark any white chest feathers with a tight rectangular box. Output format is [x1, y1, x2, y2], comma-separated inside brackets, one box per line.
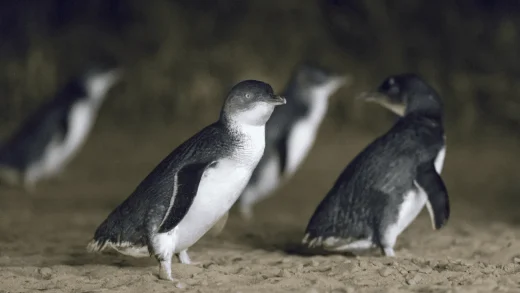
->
[285, 92, 329, 176]
[172, 124, 266, 251]
[40, 101, 97, 176]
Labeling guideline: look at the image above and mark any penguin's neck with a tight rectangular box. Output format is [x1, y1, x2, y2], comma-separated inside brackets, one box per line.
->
[224, 118, 266, 138]
[404, 111, 444, 131]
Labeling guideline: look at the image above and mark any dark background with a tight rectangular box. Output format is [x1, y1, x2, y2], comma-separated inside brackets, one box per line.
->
[0, 2, 520, 291]
[0, 0, 519, 219]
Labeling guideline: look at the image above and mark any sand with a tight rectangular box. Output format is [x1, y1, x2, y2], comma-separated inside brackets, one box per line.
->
[0, 127, 519, 293]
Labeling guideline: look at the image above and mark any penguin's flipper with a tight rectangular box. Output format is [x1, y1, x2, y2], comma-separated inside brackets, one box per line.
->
[55, 108, 71, 143]
[414, 161, 449, 230]
[275, 132, 289, 175]
[157, 161, 216, 234]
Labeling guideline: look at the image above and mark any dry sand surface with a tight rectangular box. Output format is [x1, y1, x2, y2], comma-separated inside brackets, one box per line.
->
[0, 126, 519, 293]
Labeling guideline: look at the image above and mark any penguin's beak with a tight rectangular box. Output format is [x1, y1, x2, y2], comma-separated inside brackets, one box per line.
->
[355, 91, 387, 102]
[265, 94, 286, 106]
[356, 91, 406, 117]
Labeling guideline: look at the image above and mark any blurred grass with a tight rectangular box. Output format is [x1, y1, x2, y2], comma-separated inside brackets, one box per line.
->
[0, 0, 519, 141]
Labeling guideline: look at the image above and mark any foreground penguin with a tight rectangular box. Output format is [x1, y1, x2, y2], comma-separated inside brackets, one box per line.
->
[237, 64, 347, 220]
[302, 73, 449, 257]
[87, 80, 286, 281]
[0, 65, 122, 191]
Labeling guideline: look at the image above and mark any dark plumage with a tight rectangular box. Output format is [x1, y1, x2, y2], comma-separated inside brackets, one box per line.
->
[87, 80, 285, 281]
[0, 65, 121, 190]
[91, 124, 237, 247]
[303, 73, 449, 257]
[237, 63, 347, 220]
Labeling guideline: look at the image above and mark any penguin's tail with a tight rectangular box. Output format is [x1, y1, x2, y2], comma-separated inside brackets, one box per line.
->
[86, 218, 118, 254]
[86, 216, 150, 257]
[86, 236, 149, 257]
[86, 238, 109, 253]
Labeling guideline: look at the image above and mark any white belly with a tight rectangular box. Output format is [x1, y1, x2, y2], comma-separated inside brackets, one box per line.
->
[25, 102, 95, 183]
[174, 159, 254, 251]
[285, 98, 328, 176]
[44, 102, 95, 174]
[394, 187, 428, 236]
[385, 143, 447, 239]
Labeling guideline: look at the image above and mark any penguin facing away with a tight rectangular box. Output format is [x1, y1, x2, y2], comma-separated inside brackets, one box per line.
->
[237, 63, 348, 220]
[302, 73, 449, 257]
[0, 65, 122, 191]
[87, 80, 286, 281]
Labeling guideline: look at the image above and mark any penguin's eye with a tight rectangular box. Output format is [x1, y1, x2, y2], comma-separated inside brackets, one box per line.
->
[245, 93, 251, 99]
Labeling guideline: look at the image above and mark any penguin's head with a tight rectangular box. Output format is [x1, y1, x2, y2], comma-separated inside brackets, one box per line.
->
[295, 64, 349, 100]
[221, 80, 286, 126]
[357, 73, 443, 117]
[81, 65, 123, 102]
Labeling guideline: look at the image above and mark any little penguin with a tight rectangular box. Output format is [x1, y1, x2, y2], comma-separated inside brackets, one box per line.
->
[237, 63, 348, 220]
[0, 64, 122, 191]
[87, 80, 286, 281]
[302, 73, 449, 257]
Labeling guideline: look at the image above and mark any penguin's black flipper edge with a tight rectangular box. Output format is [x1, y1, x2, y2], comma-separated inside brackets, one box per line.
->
[415, 161, 450, 230]
[157, 161, 216, 233]
[276, 134, 289, 175]
[55, 108, 71, 143]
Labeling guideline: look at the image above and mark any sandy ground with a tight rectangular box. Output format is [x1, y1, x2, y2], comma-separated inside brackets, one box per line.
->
[0, 126, 520, 293]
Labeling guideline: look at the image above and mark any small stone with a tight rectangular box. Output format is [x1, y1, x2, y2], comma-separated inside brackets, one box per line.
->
[503, 263, 516, 273]
[449, 264, 466, 272]
[311, 260, 319, 267]
[282, 258, 291, 263]
[513, 257, 520, 264]
[383, 260, 397, 266]
[405, 273, 422, 285]
[175, 282, 187, 289]
[200, 280, 208, 286]
[379, 267, 393, 277]
[482, 265, 496, 274]
[39, 267, 53, 279]
[277, 269, 291, 278]
[419, 266, 433, 274]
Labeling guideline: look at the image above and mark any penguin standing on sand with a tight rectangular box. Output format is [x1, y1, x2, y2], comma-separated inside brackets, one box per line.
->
[0, 65, 122, 191]
[302, 73, 449, 257]
[87, 80, 286, 281]
[237, 64, 347, 220]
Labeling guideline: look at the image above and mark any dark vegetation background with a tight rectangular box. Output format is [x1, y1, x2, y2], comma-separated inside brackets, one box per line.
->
[0, 0, 519, 218]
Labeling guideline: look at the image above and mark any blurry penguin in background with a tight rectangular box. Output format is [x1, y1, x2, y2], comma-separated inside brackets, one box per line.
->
[236, 63, 348, 221]
[302, 73, 449, 257]
[0, 64, 122, 191]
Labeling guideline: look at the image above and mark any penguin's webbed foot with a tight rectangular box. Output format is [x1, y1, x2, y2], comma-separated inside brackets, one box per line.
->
[382, 247, 395, 257]
[159, 259, 176, 281]
[177, 250, 201, 266]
